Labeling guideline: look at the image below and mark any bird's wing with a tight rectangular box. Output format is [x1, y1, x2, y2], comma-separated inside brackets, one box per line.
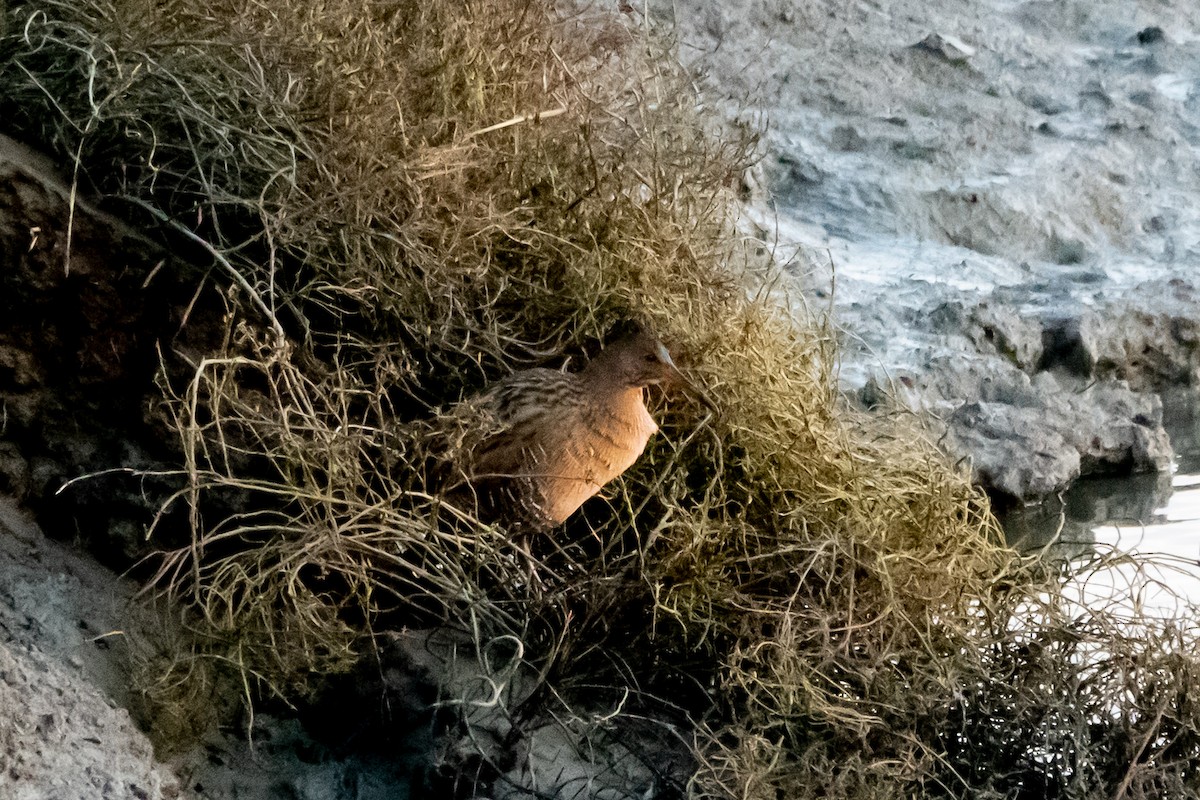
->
[485, 368, 574, 423]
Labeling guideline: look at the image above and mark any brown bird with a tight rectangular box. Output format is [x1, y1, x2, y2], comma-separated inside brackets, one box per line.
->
[449, 326, 699, 530]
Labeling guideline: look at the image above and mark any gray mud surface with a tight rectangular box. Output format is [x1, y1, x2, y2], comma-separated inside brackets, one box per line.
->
[667, 0, 1200, 501]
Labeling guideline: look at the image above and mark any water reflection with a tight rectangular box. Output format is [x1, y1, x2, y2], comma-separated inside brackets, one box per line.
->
[1001, 471, 1174, 558]
[1000, 409, 1200, 613]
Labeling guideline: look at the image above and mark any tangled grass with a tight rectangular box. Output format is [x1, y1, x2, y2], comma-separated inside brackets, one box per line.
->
[4, 0, 1200, 796]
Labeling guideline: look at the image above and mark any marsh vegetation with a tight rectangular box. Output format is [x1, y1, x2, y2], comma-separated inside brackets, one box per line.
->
[2, 1, 1199, 796]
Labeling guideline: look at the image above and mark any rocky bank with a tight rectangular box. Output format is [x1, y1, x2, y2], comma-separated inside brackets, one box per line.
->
[667, 0, 1200, 504]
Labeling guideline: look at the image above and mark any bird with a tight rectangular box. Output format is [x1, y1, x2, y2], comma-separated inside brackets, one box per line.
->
[446, 325, 702, 531]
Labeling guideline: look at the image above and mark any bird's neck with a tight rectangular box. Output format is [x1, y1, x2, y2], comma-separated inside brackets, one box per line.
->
[579, 363, 640, 397]
[586, 381, 657, 440]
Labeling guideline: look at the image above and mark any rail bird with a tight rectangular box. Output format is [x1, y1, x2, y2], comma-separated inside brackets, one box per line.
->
[448, 326, 701, 530]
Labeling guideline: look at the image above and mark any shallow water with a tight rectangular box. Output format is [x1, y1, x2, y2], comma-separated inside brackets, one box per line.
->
[1002, 407, 1200, 611]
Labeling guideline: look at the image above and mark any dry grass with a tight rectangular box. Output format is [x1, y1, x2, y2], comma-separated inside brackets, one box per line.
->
[4, 0, 1200, 797]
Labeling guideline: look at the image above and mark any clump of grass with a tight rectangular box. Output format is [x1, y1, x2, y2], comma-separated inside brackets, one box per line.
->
[5, 0, 1200, 797]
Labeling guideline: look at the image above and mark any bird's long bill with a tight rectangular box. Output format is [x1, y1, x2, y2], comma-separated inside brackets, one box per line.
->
[683, 375, 719, 412]
[660, 349, 718, 412]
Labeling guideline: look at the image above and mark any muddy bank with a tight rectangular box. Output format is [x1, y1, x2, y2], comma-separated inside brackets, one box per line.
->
[667, 0, 1200, 503]
[0, 133, 200, 562]
[0, 497, 180, 800]
[0, 132, 393, 798]
[0, 493, 433, 800]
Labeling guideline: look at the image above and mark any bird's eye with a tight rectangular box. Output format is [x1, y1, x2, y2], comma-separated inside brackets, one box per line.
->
[644, 353, 659, 362]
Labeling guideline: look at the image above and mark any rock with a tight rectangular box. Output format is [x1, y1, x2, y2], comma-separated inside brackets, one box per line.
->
[1037, 281, 1200, 390]
[912, 33, 976, 63]
[0, 498, 181, 800]
[867, 277, 1200, 502]
[929, 301, 1044, 372]
[946, 400, 1081, 501]
[1136, 26, 1167, 46]
[875, 352, 1174, 504]
[0, 641, 182, 800]
[850, 277, 1200, 504]
[1061, 381, 1172, 475]
[943, 381, 1170, 503]
[1038, 313, 1099, 378]
[886, 354, 1041, 413]
[1099, 318, 1200, 391]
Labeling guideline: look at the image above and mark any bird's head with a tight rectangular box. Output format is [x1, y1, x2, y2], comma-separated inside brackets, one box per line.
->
[601, 328, 685, 389]
[581, 321, 717, 410]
